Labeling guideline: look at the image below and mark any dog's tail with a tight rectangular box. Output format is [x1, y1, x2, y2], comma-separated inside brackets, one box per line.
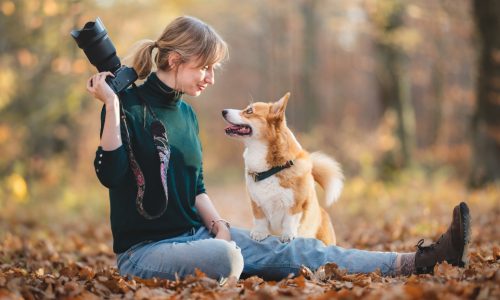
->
[311, 152, 344, 206]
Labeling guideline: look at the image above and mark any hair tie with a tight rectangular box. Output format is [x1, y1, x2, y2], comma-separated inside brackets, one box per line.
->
[153, 41, 159, 48]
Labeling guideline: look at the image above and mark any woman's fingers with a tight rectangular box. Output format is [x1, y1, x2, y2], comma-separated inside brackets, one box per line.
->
[93, 74, 101, 86]
[99, 71, 114, 84]
[86, 72, 116, 102]
[96, 73, 103, 83]
[98, 71, 113, 80]
[87, 75, 99, 93]
[99, 73, 108, 84]
[88, 71, 113, 88]
[86, 77, 93, 91]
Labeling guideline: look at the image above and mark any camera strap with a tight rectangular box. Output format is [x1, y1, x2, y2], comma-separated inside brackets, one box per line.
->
[118, 84, 170, 220]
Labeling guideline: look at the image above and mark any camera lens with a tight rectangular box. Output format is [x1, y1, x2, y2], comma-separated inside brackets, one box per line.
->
[71, 18, 121, 73]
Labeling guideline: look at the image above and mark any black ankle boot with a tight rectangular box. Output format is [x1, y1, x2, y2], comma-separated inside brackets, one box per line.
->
[414, 202, 471, 274]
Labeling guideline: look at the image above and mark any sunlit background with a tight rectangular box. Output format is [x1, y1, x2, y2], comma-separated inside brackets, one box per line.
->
[0, 0, 498, 249]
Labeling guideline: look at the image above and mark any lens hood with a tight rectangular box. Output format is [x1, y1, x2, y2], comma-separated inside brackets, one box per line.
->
[71, 18, 108, 49]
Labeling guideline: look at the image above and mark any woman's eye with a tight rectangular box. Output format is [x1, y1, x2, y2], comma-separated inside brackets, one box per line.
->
[245, 107, 253, 114]
[202, 65, 209, 71]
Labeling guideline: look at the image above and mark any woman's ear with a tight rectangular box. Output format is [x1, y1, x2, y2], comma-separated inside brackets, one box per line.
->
[168, 52, 182, 69]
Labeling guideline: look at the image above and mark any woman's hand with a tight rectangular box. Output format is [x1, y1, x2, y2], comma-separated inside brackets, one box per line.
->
[194, 193, 232, 242]
[86, 71, 117, 105]
[214, 223, 232, 242]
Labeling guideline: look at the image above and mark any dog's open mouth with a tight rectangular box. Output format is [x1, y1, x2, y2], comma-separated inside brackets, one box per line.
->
[224, 122, 252, 136]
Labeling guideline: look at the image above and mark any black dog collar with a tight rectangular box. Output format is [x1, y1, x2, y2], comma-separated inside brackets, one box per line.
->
[248, 160, 294, 182]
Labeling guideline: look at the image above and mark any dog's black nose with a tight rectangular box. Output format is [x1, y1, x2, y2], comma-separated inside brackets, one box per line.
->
[222, 110, 228, 117]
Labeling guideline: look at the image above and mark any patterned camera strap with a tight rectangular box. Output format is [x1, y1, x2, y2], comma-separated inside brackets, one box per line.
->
[119, 84, 170, 220]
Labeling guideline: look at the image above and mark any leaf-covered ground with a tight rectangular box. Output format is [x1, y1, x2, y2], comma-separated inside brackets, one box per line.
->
[0, 180, 499, 299]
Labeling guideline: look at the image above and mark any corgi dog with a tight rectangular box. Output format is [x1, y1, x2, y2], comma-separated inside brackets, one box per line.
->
[222, 92, 343, 245]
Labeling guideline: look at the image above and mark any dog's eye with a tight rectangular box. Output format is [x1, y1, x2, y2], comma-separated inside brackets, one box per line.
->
[245, 107, 253, 114]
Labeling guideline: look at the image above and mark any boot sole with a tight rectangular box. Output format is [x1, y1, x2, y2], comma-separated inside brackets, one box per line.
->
[458, 202, 471, 268]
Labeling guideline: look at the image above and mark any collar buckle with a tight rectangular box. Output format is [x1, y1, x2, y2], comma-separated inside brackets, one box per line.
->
[248, 172, 258, 181]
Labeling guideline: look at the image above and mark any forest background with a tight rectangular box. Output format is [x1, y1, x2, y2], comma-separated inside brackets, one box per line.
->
[0, 0, 499, 298]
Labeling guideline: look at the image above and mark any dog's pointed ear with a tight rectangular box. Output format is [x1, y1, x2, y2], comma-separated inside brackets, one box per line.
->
[270, 92, 290, 118]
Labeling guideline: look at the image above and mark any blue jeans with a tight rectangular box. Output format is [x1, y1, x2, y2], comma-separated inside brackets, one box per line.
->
[117, 227, 397, 281]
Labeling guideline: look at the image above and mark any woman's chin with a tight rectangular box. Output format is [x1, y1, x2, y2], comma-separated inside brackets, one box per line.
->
[185, 90, 202, 97]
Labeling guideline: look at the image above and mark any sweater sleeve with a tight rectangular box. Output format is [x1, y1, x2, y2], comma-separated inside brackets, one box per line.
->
[94, 105, 130, 188]
[190, 105, 206, 195]
[196, 163, 206, 195]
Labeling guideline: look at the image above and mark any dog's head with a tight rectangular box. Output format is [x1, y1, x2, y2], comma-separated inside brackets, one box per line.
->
[222, 92, 290, 141]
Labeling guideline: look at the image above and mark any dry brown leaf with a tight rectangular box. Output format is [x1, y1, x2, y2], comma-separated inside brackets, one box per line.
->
[134, 287, 173, 300]
[242, 276, 263, 290]
[220, 275, 238, 288]
[133, 276, 165, 288]
[493, 246, 500, 260]
[352, 274, 372, 287]
[90, 281, 111, 297]
[292, 275, 306, 288]
[0, 288, 22, 300]
[60, 265, 79, 278]
[315, 262, 345, 281]
[62, 290, 101, 300]
[299, 265, 314, 280]
[64, 281, 83, 295]
[404, 283, 424, 299]
[6, 277, 23, 292]
[470, 251, 488, 263]
[78, 266, 95, 281]
[194, 268, 206, 278]
[434, 261, 461, 279]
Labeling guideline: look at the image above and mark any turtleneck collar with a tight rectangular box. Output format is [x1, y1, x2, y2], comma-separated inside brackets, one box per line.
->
[140, 72, 183, 108]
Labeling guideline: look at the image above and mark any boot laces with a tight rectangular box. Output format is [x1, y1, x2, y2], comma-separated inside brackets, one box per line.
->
[416, 237, 442, 253]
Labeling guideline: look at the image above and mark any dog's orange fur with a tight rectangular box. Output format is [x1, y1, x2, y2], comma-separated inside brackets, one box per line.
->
[226, 93, 343, 245]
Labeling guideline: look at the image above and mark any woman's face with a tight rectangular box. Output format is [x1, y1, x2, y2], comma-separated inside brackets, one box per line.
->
[175, 57, 216, 97]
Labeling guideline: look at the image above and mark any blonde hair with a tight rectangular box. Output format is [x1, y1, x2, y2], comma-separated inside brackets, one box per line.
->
[132, 16, 229, 80]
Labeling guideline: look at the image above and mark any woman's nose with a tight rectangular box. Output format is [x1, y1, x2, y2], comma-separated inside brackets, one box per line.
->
[205, 69, 215, 85]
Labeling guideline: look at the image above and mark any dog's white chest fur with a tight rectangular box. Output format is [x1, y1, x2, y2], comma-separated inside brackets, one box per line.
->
[246, 174, 294, 233]
[243, 141, 295, 233]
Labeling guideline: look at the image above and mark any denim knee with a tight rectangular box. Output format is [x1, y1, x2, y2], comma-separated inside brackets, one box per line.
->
[209, 240, 244, 279]
[116, 237, 245, 281]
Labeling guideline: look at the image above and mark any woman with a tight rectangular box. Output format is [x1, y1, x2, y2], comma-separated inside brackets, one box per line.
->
[86, 16, 471, 281]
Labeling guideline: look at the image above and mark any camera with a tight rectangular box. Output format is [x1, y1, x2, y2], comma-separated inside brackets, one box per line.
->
[71, 18, 137, 94]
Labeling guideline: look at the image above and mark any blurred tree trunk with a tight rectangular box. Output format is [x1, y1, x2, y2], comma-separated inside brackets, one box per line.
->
[297, 0, 319, 132]
[258, 4, 271, 98]
[429, 42, 444, 146]
[257, 2, 289, 101]
[374, 2, 415, 172]
[470, 0, 500, 187]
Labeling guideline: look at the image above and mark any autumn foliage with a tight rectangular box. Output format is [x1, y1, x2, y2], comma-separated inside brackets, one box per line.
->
[1, 184, 498, 299]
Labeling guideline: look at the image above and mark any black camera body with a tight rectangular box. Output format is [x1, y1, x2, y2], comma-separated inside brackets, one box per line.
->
[71, 18, 137, 94]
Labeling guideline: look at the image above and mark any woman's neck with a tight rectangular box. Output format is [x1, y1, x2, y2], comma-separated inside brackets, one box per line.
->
[156, 69, 176, 90]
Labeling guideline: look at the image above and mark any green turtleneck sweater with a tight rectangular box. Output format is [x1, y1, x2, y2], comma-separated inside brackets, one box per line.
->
[94, 73, 205, 253]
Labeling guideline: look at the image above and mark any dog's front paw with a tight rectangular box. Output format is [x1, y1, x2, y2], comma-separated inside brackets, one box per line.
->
[279, 233, 296, 243]
[250, 230, 270, 241]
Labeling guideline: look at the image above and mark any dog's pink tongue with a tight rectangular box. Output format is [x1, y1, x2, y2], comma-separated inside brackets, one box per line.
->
[225, 125, 240, 131]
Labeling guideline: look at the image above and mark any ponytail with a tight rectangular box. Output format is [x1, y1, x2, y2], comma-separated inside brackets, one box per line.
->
[132, 40, 156, 80]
